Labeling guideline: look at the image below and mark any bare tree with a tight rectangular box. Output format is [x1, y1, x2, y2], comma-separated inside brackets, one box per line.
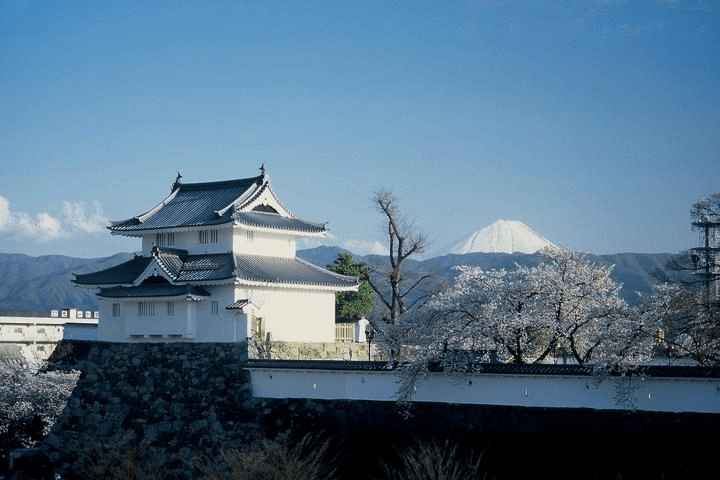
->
[367, 189, 431, 326]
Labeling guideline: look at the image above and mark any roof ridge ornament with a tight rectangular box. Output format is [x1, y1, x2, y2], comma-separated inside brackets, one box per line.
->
[171, 171, 182, 192]
[259, 164, 266, 176]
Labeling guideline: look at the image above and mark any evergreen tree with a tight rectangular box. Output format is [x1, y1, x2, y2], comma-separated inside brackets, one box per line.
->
[327, 253, 375, 320]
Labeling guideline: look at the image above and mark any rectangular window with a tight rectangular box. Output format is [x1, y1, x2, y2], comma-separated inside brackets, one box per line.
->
[112, 303, 121, 318]
[199, 229, 219, 244]
[155, 232, 175, 246]
[14, 327, 23, 334]
[166, 301, 174, 317]
[138, 302, 155, 317]
[210, 301, 219, 316]
[36, 328, 46, 334]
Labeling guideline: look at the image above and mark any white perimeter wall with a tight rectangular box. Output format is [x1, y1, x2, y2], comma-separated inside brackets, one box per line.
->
[248, 368, 720, 414]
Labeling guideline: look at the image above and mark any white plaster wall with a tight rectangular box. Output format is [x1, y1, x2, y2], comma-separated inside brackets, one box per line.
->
[233, 229, 295, 257]
[124, 300, 189, 338]
[98, 300, 124, 341]
[248, 369, 720, 414]
[194, 284, 243, 342]
[239, 286, 336, 343]
[140, 227, 234, 255]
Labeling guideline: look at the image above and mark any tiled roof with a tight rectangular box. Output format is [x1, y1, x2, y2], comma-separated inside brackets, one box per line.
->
[74, 251, 358, 289]
[109, 176, 263, 232]
[233, 254, 359, 289]
[243, 359, 720, 378]
[98, 284, 211, 299]
[226, 299, 250, 310]
[245, 359, 392, 371]
[234, 211, 326, 234]
[176, 254, 235, 282]
[73, 255, 152, 286]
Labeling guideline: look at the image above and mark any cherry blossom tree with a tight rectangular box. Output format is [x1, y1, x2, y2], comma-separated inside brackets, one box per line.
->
[390, 247, 655, 403]
[0, 363, 79, 468]
[643, 282, 720, 365]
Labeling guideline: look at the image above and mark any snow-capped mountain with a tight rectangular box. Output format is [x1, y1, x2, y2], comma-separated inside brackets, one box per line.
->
[451, 220, 556, 254]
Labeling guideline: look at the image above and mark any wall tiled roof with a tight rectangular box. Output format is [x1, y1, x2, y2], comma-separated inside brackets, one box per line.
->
[109, 176, 262, 232]
[243, 359, 720, 378]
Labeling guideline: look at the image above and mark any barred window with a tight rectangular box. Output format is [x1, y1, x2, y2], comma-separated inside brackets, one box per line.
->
[112, 303, 121, 318]
[155, 232, 175, 246]
[199, 229, 219, 244]
[138, 302, 155, 317]
[166, 301, 175, 317]
[210, 301, 219, 316]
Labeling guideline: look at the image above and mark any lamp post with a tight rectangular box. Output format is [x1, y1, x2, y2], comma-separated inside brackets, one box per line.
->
[365, 325, 375, 361]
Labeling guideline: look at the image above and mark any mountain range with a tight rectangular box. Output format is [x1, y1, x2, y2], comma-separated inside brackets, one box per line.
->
[0, 221, 678, 312]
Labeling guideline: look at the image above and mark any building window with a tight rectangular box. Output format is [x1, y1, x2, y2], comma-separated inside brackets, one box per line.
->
[37, 345, 46, 352]
[199, 229, 218, 244]
[138, 302, 155, 317]
[112, 303, 121, 318]
[155, 232, 175, 246]
[210, 301, 219, 316]
[14, 327, 23, 334]
[166, 301, 175, 316]
[36, 328, 46, 334]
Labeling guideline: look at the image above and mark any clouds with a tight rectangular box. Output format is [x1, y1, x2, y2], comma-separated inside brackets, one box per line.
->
[0, 196, 107, 243]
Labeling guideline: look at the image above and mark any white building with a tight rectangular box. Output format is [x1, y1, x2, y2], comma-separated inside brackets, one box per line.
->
[0, 308, 98, 363]
[73, 168, 359, 344]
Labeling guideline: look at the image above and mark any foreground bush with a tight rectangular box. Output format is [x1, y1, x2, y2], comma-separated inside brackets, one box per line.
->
[194, 432, 339, 480]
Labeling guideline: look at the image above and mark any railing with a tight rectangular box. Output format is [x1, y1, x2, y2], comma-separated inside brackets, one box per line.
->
[335, 323, 356, 342]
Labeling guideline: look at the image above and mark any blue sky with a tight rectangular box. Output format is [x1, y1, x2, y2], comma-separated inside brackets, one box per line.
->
[1, 1, 718, 258]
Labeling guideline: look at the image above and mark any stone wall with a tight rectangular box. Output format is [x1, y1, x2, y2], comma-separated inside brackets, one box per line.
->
[17, 340, 720, 479]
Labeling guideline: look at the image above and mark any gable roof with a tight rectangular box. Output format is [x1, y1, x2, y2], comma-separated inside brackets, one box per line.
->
[109, 176, 263, 234]
[108, 172, 327, 237]
[73, 249, 359, 291]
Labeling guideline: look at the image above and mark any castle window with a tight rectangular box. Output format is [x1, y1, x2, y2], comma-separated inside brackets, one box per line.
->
[155, 232, 175, 246]
[138, 302, 155, 317]
[199, 229, 218, 244]
[210, 301, 219, 316]
[166, 301, 175, 317]
[112, 303, 121, 318]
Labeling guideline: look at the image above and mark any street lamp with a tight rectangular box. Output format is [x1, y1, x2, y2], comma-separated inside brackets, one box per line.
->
[365, 325, 375, 361]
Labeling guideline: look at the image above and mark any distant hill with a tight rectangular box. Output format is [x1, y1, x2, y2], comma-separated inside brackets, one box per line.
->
[0, 247, 677, 312]
[0, 252, 133, 312]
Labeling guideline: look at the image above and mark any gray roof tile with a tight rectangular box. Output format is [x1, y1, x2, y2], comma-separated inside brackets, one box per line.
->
[74, 251, 358, 289]
[233, 254, 359, 288]
[110, 176, 262, 232]
[234, 211, 326, 233]
[243, 360, 720, 378]
[98, 284, 211, 299]
[73, 255, 152, 286]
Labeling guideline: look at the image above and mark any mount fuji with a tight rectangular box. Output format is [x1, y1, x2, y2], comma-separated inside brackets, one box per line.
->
[450, 220, 556, 255]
